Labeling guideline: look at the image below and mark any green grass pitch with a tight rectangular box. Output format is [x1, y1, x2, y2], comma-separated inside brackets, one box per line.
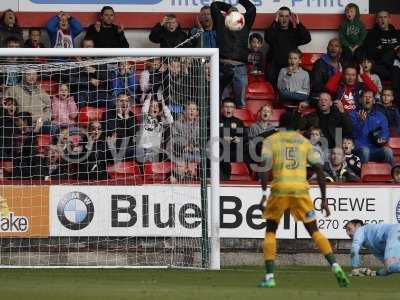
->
[0, 267, 399, 300]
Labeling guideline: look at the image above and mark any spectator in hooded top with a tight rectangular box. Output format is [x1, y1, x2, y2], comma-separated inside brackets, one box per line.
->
[264, 7, 311, 86]
[349, 90, 394, 165]
[301, 92, 353, 149]
[51, 83, 78, 127]
[190, 6, 217, 48]
[361, 11, 400, 81]
[0, 9, 22, 47]
[211, 0, 256, 108]
[375, 88, 400, 136]
[338, 3, 367, 63]
[85, 6, 129, 48]
[248, 33, 264, 74]
[325, 65, 378, 113]
[46, 12, 83, 48]
[311, 38, 345, 100]
[24, 28, 45, 48]
[149, 14, 188, 48]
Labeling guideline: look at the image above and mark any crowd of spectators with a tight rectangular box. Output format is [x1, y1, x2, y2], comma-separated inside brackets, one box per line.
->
[0, 3, 399, 183]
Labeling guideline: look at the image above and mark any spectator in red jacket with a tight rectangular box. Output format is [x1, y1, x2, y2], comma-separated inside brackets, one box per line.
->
[325, 65, 378, 113]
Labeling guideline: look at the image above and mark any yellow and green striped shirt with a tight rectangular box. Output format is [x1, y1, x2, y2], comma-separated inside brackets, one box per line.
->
[261, 131, 321, 197]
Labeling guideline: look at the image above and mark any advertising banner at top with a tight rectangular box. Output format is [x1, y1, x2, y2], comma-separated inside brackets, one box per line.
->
[16, 0, 369, 14]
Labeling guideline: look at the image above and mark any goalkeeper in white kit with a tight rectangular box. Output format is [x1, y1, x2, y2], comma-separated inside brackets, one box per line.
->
[345, 219, 400, 276]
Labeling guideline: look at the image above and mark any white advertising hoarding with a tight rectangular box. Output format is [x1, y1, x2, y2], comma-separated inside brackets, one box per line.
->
[18, 0, 369, 14]
[297, 186, 395, 239]
[49, 185, 295, 238]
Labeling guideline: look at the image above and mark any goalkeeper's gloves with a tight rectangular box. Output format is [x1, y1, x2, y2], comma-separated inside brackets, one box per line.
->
[349, 268, 376, 277]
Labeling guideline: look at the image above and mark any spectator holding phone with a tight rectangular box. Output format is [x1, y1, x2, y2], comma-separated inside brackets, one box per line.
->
[149, 14, 188, 48]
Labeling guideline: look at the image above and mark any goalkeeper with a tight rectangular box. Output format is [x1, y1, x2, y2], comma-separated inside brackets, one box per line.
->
[345, 220, 400, 276]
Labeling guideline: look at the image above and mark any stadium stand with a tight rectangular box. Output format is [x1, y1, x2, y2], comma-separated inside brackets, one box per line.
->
[360, 162, 392, 183]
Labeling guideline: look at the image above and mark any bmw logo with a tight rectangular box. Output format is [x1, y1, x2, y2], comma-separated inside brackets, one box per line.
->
[57, 192, 94, 230]
[396, 200, 400, 224]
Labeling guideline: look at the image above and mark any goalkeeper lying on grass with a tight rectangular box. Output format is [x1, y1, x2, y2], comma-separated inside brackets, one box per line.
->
[345, 219, 400, 276]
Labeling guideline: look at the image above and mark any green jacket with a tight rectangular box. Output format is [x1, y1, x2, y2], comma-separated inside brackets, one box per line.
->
[338, 5, 367, 50]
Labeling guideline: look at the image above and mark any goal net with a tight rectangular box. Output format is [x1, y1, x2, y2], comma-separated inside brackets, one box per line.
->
[0, 48, 220, 269]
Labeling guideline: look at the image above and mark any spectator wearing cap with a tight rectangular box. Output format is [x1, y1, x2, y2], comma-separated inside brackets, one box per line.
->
[85, 6, 129, 48]
[149, 14, 188, 48]
[0, 9, 22, 47]
[46, 11, 83, 48]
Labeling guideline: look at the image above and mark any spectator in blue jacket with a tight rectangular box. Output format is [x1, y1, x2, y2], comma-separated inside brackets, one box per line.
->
[46, 12, 83, 48]
[376, 88, 400, 136]
[111, 61, 136, 103]
[350, 90, 394, 165]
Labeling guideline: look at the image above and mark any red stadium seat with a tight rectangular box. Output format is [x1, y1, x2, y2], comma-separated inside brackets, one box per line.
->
[246, 81, 275, 100]
[107, 161, 143, 183]
[39, 80, 58, 96]
[388, 137, 400, 162]
[301, 53, 323, 71]
[37, 134, 51, 154]
[269, 108, 287, 126]
[233, 108, 254, 127]
[143, 161, 172, 183]
[78, 106, 106, 125]
[361, 163, 392, 183]
[247, 73, 265, 84]
[245, 100, 273, 119]
[229, 162, 251, 181]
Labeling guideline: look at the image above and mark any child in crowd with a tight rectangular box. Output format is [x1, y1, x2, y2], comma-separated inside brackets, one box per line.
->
[248, 33, 264, 74]
[391, 165, 400, 183]
[342, 137, 361, 176]
[277, 49, 310, 105]
[360, 57, 382, 101]
[24, 28, 45, 48]
[308, 127, 328, 163]
[51, 83, 78, 127]
[376, 88, 400, 136]
[338, 3, 366, 62]
[136, 95, 173, 163]
[111, 61, 136, 102]
[46, 11, 83, 48]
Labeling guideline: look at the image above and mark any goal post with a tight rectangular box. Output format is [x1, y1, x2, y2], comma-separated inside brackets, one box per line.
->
[0, 48, 220, 270]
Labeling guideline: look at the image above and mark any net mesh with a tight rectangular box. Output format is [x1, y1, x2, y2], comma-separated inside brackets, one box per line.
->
[0, 54, 211, 268]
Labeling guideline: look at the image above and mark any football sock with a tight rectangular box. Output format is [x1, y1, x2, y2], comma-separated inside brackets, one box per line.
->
[265, 261, 275, 275]
[263, 232, 276, 261]
[312, 231, 335, 265]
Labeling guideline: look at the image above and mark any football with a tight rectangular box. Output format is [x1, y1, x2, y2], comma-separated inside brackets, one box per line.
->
[224, 11, 245, 31]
